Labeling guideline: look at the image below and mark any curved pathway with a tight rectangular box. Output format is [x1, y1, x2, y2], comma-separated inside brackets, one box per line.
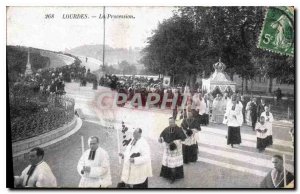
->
[12, 60, 294, 188]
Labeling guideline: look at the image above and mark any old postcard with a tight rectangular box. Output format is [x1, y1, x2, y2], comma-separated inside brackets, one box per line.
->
[6, 6, 295, 189]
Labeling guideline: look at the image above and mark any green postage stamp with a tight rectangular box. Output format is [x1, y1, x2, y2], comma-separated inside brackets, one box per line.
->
[258, 6, 294, 56]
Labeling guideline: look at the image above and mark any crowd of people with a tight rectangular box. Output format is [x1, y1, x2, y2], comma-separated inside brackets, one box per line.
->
[98, 75, 292, 154]
[17, 64, 86, 94]
[15, 63, 88, 97]
[12, 74, 294, 189]
[99, 74, 163, 91]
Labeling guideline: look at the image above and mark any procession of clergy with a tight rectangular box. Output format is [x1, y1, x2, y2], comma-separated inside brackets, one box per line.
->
[14, 92, 294, 188]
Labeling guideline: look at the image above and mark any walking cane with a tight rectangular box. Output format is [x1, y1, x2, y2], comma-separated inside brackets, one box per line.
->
[283, 154, 287, 187]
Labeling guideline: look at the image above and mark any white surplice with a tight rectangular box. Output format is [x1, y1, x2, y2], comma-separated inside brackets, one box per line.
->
[77, 147, 112, 188]
[121, 137, 152, 185]
[261, 111, 274, 136]
[17, 161, 57, 188]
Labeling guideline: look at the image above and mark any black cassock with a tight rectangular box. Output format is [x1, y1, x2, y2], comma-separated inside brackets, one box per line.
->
[159, 125, 186, 181]
[181, 118, 201, 164]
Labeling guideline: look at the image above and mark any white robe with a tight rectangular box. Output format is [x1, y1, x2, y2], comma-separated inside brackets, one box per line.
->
[223, 97, 231, 109]
[161, 140, 183, 168]
[199, 100, 207, 115]
[121, 137, 152, 185]
[212, 98, 223, 123]
[77, 147, 112, 188]
[245, 101, 252, 125]
[255, 122, 268, 139]
[192, 94, 200, 109]
[261, 111, 274, 136]
[182, 129, 199, 146]
[16, 161, 57, 188]
[224, 101, 243, 127]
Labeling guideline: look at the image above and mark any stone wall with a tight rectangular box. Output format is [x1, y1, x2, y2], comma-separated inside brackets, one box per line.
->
[12, 117, 82, 163]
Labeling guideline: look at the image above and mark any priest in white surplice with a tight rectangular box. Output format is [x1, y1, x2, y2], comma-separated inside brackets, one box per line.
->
[260, 106, 274, 147]
[224, 94, 243, 148]
[119, 128, 152, 188]
[77, 136, 112, 188]
[14, 147, 57, 188]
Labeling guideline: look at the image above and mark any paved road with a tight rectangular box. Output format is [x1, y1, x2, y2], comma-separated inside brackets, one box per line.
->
[13, 82, 295, 188]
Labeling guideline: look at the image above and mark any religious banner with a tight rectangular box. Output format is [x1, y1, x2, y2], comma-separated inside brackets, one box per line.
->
[163, 76, 171, 87]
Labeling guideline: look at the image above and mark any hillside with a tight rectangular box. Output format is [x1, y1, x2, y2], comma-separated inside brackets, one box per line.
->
[40, 51, 74, 68]
[65, 44, 142, 66]
[7, 45, 77, 82]
[7, 46, 49, 82]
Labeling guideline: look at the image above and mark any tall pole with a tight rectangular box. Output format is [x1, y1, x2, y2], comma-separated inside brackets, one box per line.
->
[102, 6, 106, 71]
[283, 154, 287, 187]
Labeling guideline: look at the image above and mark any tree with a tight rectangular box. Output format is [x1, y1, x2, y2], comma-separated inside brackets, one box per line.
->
[117, 60, 138, 75]
[251, 50, 294, 93]
[103, 65, 119, 74]
[118, 60, 130, 75]
[142, 7, 294, 90]
[177, 7, 263, 79]
[178, 6, 294, 91]
[126, 65, 137, 75]
[141, 15, 199, 86]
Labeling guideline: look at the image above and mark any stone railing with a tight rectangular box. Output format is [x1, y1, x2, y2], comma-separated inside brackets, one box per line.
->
[12, 117, 82, 162]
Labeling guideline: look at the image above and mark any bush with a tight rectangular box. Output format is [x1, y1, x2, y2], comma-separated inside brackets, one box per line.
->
[11, 98, 74, 142]
[9, 81, 50, 119]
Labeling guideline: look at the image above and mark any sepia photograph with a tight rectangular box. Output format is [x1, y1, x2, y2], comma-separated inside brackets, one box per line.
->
[6, 6, 295, 189]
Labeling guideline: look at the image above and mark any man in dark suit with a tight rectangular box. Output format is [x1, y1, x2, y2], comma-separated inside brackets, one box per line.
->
[257, 98, 266, 118]
[250, 98, 258, 131]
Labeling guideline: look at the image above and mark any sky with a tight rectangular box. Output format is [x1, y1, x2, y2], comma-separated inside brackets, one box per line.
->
[6, 6, 175, 51]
